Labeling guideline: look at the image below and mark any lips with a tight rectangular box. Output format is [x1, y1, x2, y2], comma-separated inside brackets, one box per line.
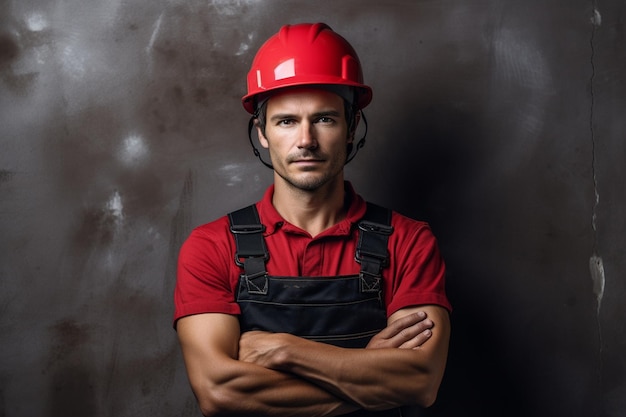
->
[288, 152, 324, 164]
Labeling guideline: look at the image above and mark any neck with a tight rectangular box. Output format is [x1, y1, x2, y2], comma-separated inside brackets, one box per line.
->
[272, 177, 347, 237]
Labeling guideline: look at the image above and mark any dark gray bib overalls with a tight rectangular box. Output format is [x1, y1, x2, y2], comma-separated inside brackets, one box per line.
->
[229, 203, 407, 417]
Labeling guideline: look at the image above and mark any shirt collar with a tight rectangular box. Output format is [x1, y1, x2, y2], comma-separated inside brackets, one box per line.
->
[257, 181, 367, 236]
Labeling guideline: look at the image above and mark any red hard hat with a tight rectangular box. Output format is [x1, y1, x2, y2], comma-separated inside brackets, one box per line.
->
[242, 23, 373, 114]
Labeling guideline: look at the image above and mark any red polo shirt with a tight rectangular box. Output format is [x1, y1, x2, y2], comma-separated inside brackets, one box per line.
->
[174, 182, 451, 326]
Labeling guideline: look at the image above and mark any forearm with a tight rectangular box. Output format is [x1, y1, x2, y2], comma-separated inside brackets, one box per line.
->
[269, 337, 439, 410]
[192, 356, 357, 417]
[240, 307, 451, 410]
[177, 314, 357, 417]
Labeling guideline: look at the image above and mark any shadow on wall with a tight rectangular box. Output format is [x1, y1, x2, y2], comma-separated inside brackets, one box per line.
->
[373, 95, 533, 416]
[46, 321, 97, 416]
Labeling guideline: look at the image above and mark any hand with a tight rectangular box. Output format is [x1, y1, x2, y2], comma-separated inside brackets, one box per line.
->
[366, 312, 433, 350]
[238, 330, 288, 369]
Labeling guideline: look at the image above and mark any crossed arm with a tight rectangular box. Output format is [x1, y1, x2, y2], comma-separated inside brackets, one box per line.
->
[176, 305, 450, 417]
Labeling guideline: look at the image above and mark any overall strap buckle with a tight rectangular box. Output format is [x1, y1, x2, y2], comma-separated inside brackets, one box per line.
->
[356, 202, 394, 291]
[228, 205, 269, 279]
[229, 202, 393, 294]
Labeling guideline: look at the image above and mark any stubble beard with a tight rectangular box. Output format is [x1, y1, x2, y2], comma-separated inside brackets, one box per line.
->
[277, 169, 335, 192]
[275, 150, 346, 192]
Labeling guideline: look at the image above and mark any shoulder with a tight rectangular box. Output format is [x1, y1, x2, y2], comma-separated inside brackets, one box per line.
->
[187, 214, 232, 242]
[390, 210, 431, 233]
[387, 209, 440, 253]
[178, 214, 235, 267]
[362, 202, 432, 238]
[180, 201, 267, 259]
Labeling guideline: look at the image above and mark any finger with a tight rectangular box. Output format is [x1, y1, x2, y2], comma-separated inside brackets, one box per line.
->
[374, 319, 433, 349]
[377, 312, 428, 339]
[393, 319, 433, 345]
[400, 328, 433, 349]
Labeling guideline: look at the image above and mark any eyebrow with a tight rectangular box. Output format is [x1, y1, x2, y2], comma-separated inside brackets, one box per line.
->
[269, 110, 343, 123]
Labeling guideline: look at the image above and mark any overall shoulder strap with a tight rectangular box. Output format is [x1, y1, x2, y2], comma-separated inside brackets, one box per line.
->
[229, 202, 393, 285]
[228, 205, 268, 280]
[356, 202, 394, 287]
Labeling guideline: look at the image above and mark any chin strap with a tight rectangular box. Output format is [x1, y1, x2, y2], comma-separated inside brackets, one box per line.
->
[247, 110, 369, 169]
[247, 115, 274, 169]
[345, 110, 368, 165]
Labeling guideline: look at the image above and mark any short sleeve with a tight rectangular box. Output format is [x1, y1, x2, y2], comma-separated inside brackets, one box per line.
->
[173, 219, 240, 327]
[385, 214, 451, 316]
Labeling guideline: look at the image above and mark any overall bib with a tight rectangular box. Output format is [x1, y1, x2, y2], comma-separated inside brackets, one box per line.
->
[229, 203, 406, 417]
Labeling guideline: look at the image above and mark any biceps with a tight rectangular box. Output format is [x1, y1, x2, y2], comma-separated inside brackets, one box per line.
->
[176, 313, 241, 384]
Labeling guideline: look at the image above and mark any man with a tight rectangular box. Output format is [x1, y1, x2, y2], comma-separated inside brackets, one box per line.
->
[174, 23, 451, 417]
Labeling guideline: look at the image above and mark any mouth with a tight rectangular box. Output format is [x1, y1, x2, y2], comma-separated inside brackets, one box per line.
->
[289, 158, 325, 171]
[289, 153, 324, 163]
[291, 158, 324, 165]
[293, 158, 323, 162]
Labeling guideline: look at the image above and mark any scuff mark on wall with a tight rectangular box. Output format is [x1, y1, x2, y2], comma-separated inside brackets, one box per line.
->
[118, 133, 149, 166]
[590, 8, 602, 27]
[146, 12, 164, 74]
[219, 163, 246, 186]
[106, 190, 124, 226]
[589, 255, 605, 315]
[0, 169, 16, 183]
[26, 12, 49, 32]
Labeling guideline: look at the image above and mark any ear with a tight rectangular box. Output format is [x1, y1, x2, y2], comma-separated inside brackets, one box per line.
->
[255, 121, 270, 149]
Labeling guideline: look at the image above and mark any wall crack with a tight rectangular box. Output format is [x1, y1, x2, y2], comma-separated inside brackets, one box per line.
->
[588, 3, 605, 403]
[589, 6, 602, 313]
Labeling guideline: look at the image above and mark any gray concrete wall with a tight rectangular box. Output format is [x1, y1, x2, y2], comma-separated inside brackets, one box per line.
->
[1, 1, 624, 416]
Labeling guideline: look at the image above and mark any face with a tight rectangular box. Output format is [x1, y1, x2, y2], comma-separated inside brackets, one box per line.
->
[257, 88, 353, 192]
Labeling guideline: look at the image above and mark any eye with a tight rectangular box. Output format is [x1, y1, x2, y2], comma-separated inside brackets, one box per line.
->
[277, 119, 295, 126]
[316, 116, 335, 124]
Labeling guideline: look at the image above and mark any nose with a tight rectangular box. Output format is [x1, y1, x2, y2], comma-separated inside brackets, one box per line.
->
[297, 122, 317, 149]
